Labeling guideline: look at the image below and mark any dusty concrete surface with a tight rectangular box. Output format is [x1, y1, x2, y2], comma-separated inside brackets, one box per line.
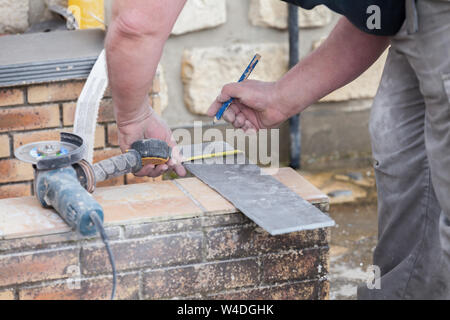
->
[328, 203, 378, 300]
[299, 167, 378, 300]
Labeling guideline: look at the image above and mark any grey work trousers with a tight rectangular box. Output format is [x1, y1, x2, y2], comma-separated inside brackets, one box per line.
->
[357, 0, 450, 299]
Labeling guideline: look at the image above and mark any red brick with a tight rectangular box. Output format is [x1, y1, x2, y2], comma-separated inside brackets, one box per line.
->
[62, 102, 76, 126]
[0, 227, 121, 254]
[0, 134, 10, 158]
[28, 81, 84, 103]
[209, 281, 319, 300]
[0, 88, 24, 107]
[0, 159, 34, 183]
[107, 123, 118, 146]
[206, 225, 329, 260]
[318, 280, 330, 300]
[0, 105, 60, 133]
[93, 148, 125, 187]
[123, 219, 202, 238]
[63, 99, 115, 126]
[93, 148, 122, 163]
[143, 258, 259, 299]
[98, 99, 115, 123]
[81, 232, 203, 274]
[0, 289, 15, 300]
[13, 126, 105, 150]
[13, 129, 63, 150]
[94, 125, 106, 149]
[19, 273, 139, 300]
[201, 213, 250, 228]
[0, 183, 32, 199]
[261, 249, 327, 283]
[0, 247, 79, 286]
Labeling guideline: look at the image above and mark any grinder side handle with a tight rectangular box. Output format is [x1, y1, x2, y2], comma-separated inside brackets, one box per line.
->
[93, 139, 172, 183]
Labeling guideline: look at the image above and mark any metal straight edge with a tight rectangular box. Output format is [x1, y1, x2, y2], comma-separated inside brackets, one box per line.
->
[0, 73, 94, 87]
[0, 67, 94, 80]
[0, 57, 97, 71]
[0, 62, 96, 75]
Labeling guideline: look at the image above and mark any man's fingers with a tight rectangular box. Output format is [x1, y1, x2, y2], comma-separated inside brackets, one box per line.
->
[170, 145, 183, 164]
[223, 107, 236, 123]
[134, 164, 155, 177]
[174, 164, 187, 177]
[207, 82, 247, 118]
[233, 112, 246, 128]
[243, 120, 258, 134]
[207, 94, 230, 117]
[140, 164, 169, 178]
[221, 82, 245, 101]
[166, 158, 187, 177]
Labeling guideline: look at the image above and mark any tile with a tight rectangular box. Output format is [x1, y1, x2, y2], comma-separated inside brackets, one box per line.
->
[0, 197, 70, 239]
[265, 167, 329, 204]
[94, 181, 203, 224]
[175, 178, 235, 214]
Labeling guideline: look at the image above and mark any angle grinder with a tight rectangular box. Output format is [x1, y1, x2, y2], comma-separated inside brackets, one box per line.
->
[15, 132, 172, 300]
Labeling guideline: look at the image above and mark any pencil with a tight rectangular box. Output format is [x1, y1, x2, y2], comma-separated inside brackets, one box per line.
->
[213, 54, 261, 123]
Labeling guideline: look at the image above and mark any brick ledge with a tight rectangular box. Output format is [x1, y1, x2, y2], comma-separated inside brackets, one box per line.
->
[0, 167, 328, 240]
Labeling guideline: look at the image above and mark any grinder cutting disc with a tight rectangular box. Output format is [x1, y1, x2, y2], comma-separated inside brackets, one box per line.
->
[14, 132, 85, 170]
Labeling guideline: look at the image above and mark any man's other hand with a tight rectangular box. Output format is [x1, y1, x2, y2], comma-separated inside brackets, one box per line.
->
[117, 107, 186, 178]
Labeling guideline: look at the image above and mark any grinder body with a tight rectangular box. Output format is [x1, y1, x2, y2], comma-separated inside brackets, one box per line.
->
[35, 166, 104, 236]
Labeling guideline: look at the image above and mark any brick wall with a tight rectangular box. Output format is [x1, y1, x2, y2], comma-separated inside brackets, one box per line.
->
[0, 72, 163, 199]
[0, 168, 331, 300]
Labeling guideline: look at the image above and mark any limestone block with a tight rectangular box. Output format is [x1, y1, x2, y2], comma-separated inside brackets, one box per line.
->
[0, 0, 29, 33]
[181, 43, 288, 115]
[28, 0, 68, 26]
[172, 0, 227, 36]
[249, 0, 332, 30]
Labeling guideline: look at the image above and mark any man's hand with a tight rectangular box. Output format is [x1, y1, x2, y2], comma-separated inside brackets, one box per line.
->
[207, 80, 291, 133]
[117, 106, 186, 178]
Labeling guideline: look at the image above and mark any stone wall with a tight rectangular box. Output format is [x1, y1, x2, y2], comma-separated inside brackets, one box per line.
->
[0, 168, 331, 300]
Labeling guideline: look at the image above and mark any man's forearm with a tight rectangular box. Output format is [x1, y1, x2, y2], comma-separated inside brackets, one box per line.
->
[105, 0, 186, 124]
[276, 17, 390, 116]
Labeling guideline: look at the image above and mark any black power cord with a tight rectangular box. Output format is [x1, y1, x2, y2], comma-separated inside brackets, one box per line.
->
[90, 212, 117, 300]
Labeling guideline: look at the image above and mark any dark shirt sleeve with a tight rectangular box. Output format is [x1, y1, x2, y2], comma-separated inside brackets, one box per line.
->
[282, 0, 405, 36]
